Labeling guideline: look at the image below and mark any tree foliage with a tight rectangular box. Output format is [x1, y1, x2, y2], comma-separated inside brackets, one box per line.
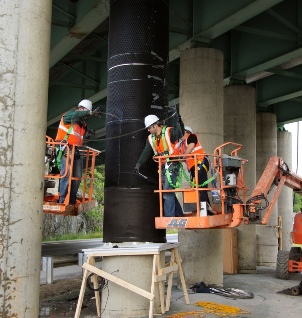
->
[82, 165, 105, 233]
[293, 193, 302, 213]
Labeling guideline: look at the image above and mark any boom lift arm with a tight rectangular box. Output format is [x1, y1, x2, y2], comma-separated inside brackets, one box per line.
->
[247, 157, 302, 225]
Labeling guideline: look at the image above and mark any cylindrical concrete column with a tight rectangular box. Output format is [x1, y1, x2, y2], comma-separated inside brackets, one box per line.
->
[224, 85, 257, 272]
[256, 113, 278, 266]
[0, 1, 52, 317]
[277, 131, 294, 251]
[179, 48, 224, 286]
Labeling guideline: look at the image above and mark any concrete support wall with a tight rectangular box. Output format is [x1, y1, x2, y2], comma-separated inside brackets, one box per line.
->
[224, 85, 257, 272]
[0, 1, 52, 317]
[256, 113, 278, 266]
[178, 48, 224, 286]
[277, 131, 294, 251]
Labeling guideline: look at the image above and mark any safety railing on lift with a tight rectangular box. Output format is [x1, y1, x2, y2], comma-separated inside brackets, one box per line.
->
[153, 142, 249, 229]
[44, 136, 101, 215]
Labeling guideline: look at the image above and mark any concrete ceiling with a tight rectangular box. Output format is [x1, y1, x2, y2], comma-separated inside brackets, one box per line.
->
[47, 0, 302, 156]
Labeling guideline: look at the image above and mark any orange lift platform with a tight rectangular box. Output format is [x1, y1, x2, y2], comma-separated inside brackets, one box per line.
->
[154, 142, 302, 230]
[43, 136, 101, 216]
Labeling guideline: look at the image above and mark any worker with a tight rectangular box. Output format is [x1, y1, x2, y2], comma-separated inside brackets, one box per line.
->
[181, 126, 214, 214]
[55, 99, 93, 205]
[135, 114, 184, 217]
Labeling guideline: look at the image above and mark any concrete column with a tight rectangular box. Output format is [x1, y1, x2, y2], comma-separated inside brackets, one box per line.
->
[179, 48, 224, 286]
[224, 85, 257, 272]
[277, 131, 294, 251]
[256, 113, 278, 266]
[0, 1, 51, 317]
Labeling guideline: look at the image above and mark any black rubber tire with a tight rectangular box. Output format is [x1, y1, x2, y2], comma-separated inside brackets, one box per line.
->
[276, 250, 289, 280]
[289, 247, 301, 261]
[291, 286, 301, 296]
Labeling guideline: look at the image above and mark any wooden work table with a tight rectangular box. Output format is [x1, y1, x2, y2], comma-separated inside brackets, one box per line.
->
[74, 242, 190, 318]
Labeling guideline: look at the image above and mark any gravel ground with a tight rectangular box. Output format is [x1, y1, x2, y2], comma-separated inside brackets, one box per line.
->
[39, 276, 97, 317]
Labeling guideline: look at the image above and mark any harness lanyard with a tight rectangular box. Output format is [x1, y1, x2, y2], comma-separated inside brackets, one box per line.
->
[56, 124, 73, 170]
[153, 126, 182, 189]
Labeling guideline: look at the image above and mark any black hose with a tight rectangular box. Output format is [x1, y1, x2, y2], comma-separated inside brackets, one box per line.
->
[86, 273, 107, 292]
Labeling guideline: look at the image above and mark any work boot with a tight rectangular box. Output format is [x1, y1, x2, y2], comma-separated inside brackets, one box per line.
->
[207, 202, 216, 215]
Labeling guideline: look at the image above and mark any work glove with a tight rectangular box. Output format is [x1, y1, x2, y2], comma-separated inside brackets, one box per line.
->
[134, 162, 141, 174]
[85, 129, 95, 140]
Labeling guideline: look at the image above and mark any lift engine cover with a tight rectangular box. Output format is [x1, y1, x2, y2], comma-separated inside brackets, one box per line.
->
[222, 154, 242, 168]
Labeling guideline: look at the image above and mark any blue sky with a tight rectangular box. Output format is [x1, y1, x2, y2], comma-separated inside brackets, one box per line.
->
[284, 122, 301, 174]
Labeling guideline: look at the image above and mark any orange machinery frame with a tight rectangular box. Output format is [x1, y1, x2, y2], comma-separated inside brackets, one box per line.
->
[154, 142, 249, 229]
[43, 136, 101, 216]
[154, 142, 302, 230]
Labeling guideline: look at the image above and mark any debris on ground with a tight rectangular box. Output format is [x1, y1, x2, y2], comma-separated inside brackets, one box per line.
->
[195, 301, 250, 316]
[166, 301, 250, 318]
[190, 282, 254, 299]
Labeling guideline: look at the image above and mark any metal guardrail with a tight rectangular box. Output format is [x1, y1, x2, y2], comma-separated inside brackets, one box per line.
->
[41, 254, 103, 284]
[41, 254, 85, 284]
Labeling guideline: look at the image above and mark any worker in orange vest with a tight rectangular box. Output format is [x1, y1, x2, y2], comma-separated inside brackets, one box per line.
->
[181, 126, 213, 213]
[135, 114, 183, 217]
[55, 99, 93, 205]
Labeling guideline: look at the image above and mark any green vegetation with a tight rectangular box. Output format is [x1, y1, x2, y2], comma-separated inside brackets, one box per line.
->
[166, 229, 178, 234]
[43, 231, 103, 242]
[293, 193, 302, 213]
[81, 164, 105, 233]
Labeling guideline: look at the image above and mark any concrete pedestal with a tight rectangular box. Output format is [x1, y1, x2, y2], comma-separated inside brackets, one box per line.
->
[101, 255, 161, 317]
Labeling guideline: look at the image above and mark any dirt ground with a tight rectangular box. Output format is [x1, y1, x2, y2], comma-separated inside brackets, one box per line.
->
[40, 276, 96, 317]
[40, 276, 83, 300]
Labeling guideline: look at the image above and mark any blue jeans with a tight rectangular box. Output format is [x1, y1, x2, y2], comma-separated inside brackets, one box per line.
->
[162, 163, 183, 217]
[59, 153, 82, 204]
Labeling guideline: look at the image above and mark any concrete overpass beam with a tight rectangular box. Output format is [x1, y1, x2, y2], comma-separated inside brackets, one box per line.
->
[49, 0, 109, 68]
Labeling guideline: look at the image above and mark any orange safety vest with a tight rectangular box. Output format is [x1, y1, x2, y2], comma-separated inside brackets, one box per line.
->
[148, 126, 180, 164]
[55, 114, 86, 146]
[182, 134, 205, 170]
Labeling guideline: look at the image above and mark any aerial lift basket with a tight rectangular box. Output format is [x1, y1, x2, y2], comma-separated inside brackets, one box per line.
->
[154, 142, 249, 229]
[43, 136, 100, 216]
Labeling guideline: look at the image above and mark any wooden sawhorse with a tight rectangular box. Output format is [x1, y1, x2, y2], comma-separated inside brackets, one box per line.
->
[74, 243, 190, 318]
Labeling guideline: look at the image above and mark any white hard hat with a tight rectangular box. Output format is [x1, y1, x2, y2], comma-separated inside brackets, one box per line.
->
[144, 114, 159, 128]
[185, 126, 193, 133]
[78, 99, 92, 111]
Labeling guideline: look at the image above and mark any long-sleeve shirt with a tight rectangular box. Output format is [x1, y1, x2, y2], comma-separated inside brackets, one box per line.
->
[63, 109, 90, 128]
